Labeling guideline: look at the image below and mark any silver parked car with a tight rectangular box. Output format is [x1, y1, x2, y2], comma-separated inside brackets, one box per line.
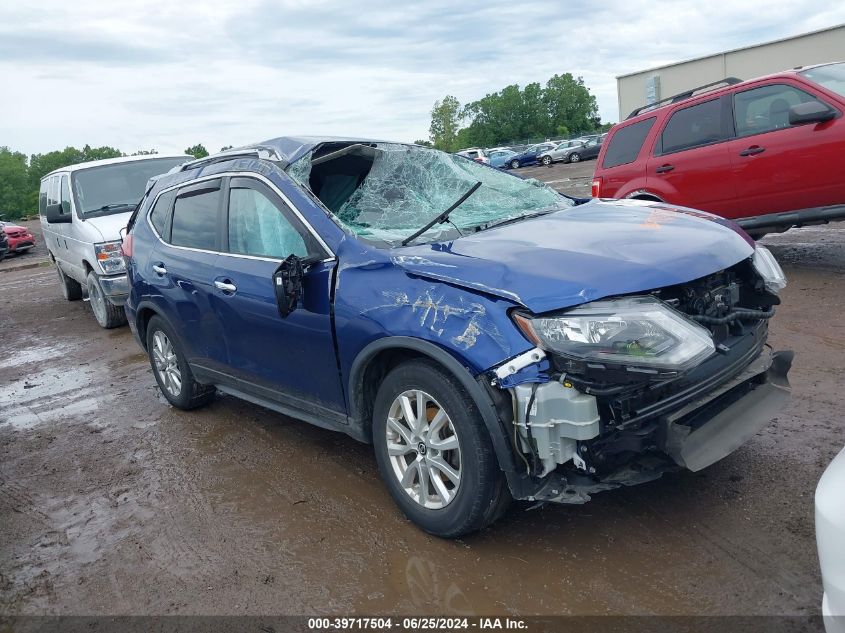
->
[538, 139, 586, 165]
[40, 155, 190, 328]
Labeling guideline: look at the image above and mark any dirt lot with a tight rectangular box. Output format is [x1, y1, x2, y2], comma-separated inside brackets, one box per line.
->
[1, 163, 843, 617]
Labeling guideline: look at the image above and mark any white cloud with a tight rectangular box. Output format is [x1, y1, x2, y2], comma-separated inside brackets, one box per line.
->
[1, 0, 843, 155]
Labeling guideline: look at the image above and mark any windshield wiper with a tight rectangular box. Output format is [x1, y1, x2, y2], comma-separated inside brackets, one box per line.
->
[401, 181, 482, 246]
[85, 203, 135, 218]
[471, 207, 560, 233]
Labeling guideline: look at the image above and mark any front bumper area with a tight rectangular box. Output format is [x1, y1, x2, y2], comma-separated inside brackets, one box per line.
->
[511, 348, 792, 505]
[98, 274, 129, 306]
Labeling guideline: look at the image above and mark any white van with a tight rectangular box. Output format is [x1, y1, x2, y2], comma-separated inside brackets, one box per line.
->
[40, 155, 191, 328]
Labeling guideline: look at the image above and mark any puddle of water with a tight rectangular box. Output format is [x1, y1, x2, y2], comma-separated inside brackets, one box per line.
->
[0, 365, 113, 430]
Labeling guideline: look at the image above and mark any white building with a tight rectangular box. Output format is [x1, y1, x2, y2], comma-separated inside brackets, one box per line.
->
[617, 24, 845, 121]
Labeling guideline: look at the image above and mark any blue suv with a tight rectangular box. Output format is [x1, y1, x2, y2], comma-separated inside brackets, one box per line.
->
[124, 137, 792, 537]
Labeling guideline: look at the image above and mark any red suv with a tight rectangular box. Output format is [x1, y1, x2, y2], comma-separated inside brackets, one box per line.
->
[593, 62, 845, 237]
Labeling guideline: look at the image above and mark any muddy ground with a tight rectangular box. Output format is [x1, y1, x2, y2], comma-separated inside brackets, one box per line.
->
[1, 160, 843, 616]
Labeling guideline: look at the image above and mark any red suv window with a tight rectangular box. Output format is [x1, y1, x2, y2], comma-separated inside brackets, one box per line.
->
[602, 117, 656, 168]
[733, 83, 819, 137]
[657, 98, 726, 155]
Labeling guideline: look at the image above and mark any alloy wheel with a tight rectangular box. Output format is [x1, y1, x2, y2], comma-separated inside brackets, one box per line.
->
[570, 153, 581, 163]
[385, 389, 462, 509]
[152, 330, 182, 397]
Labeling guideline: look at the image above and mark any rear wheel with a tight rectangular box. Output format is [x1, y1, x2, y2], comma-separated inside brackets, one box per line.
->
[56, 264, 83, 301]
[568, 152, 581, 163]
[145, 315, 215, 410]
[510, 160, 520, 169]
[372, 359, 510, 538]
[541, 155, 552, 166]
[86, 271, 127, 329]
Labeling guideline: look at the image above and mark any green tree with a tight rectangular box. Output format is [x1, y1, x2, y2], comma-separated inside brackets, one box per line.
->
[542, 73, 599, 137]
[0, 147, 30, 220]
[28, 145, 123, 192]
[184, 144, 209, 159]
[220, 145, 234, 152]
[132, 149, 159, 155]
[429, 96, 463, 151]
[413, 139, 433, 147]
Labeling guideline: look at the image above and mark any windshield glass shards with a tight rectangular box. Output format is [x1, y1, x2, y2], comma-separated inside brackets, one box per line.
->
[286, 143, 572, 246]
[72, 157, 188, 218]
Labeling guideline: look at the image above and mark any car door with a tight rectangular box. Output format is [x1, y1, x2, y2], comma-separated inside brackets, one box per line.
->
[726, 81, 844, 218]
[212, 175, 345, 418]
[46, 176, 70, 266]
[148, 178, 229, 371]
[645, 96, 738, 214]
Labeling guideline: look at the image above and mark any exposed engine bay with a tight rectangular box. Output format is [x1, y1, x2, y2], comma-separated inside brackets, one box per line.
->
[494, 257, 792, 502]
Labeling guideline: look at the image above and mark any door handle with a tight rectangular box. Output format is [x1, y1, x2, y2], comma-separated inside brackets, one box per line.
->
[214, 280, 237, 293]
[655, 164, 674, 174]
[739, 146, 765, 156]
[152, 263, 167, 275]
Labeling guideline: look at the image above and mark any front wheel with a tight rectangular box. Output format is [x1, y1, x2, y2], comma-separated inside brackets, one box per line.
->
[510, 160, 520, 169]
[568, 153, 581, 163]
[86, 271, 127, 329]
[372, 359, 510, 538]
[541, 155, 552, 166]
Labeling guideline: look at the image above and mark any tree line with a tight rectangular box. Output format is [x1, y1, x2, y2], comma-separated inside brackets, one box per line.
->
[423, 73, 611, 152]
[0, 143, 221, 221]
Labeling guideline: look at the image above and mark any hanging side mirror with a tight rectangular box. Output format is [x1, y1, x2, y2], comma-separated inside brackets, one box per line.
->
[789, 101, 836, 125]
[272, 254, 304, 318]
[45, 203, 71, 224]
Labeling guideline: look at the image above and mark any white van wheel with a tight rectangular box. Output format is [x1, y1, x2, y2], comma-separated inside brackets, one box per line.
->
[86, 271, 127, 329]
[57, 265, 83, 301]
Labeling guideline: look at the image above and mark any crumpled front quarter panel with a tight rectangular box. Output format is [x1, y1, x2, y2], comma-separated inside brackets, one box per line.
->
[333, 239, 532, 382]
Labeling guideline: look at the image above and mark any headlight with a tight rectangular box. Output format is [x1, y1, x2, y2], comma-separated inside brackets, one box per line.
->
[94, 241, 126, 275]
[752, 245, 786, 294]
[513, 296, 715, 372]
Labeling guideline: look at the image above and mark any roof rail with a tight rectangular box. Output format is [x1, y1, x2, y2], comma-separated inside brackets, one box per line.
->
[626, 77, 743, 119]
[180, 145, 284, 171]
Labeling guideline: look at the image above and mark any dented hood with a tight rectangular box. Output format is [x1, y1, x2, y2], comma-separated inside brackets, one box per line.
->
[392, 199, 755, 314]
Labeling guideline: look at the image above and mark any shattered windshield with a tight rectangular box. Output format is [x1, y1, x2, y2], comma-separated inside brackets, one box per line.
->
[286, 143, 573, 246]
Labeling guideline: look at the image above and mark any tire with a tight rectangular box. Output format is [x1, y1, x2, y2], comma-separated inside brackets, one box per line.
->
[145, 315, 215, 410]
[510, 160, 520, 170]
[86, 271, 127, 329]
[372, 359, 510, 538]
[541, 155, 552, 166]
[56, 264, 83, 301]
[568, 153, 581, 163]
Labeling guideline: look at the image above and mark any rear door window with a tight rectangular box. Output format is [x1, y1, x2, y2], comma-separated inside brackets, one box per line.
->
[733, 83, 819, 137]
[658, 98, 725, 154]
[171, 180, 221, 251]
[39, 180, 48, 216]
[602, 117, 656, 168]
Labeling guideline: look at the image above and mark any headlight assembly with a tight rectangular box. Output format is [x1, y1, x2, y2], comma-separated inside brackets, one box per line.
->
[752, 246, 786, 294]
[94, 241, 126, 275]
[513, 296, 715, 372]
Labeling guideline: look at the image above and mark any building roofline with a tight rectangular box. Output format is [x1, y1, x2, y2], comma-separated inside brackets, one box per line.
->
[616, 23, 845, 80]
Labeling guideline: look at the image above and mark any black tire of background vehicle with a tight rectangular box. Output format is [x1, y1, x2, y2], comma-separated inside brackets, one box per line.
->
[569, 153, 581, 163]
[372, 359, 511, 538]
[145, 315, 216, 410]
[56, 264, 83, 301]
[541, 155, 552, 166]
[510, 160, 520, 169]
[86, 271, 127, 329]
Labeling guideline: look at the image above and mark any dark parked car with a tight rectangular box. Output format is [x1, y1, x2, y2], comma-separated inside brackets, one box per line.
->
[593, 62, 845, 237]
[123, 137, 792, 537]
[505, 143, 557, 169]
[560, 135, 605, 163]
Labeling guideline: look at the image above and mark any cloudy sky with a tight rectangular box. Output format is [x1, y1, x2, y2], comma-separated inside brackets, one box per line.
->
[2, 1, 844, 156]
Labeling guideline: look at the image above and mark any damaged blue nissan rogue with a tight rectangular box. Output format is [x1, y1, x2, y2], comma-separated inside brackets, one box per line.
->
[123, 137, 792, 537]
